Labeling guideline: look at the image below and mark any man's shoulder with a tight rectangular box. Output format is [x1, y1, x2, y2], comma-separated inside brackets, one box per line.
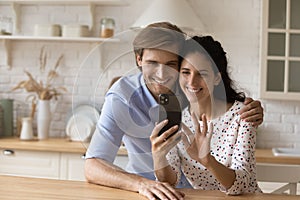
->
[111, 73, 142, 92]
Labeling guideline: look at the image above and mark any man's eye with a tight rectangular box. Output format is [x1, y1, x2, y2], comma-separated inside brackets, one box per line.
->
[181, 71, 190, 74]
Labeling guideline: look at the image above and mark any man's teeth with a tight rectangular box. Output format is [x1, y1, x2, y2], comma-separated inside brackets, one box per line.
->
[187, 87, 201, 93]
[154, 79, 168, 84]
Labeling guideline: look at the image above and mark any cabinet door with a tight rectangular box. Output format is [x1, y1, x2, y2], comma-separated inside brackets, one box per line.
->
[60, 152, 86, 181]
[0, 149, 60, 179]
[261, 0, 300, 100]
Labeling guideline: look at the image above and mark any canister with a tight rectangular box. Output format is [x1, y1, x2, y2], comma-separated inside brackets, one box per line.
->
[0, 99, 14, 137]
[100, 17, 115, 38]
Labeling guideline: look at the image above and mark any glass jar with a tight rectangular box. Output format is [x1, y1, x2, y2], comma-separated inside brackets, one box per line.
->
[100, 17, 115, 38]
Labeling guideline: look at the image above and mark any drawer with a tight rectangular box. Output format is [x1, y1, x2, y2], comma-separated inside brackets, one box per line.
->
[0, 149, 60, 179]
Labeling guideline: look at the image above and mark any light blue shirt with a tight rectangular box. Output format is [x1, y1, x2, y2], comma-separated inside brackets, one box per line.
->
[86, 72, 191, 188]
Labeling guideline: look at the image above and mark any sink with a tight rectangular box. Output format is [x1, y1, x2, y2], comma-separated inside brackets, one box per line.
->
[272, 148, 300, 157]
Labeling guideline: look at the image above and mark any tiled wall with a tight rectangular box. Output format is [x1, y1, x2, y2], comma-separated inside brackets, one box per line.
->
[0, 0, 299, 147]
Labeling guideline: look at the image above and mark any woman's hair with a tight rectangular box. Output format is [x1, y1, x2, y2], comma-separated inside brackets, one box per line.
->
[181, 35, 245, 103]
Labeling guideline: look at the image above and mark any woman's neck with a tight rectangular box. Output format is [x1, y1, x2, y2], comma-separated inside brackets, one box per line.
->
[189, 98, 230, 121]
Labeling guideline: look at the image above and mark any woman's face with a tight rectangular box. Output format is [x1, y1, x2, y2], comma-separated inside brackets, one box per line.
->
[179, 52, 220, 104]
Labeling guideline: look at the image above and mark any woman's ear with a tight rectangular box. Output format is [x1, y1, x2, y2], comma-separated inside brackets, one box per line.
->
[214, 72, 221, 86]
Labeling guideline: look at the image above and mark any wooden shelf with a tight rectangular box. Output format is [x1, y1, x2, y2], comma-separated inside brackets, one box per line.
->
[0, 0, 129, 6]
[0, 35, 120, 42]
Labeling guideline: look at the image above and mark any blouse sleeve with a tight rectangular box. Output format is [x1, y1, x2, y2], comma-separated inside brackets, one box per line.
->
[166, 145, 182, 187]
[222, 118, 258, 195]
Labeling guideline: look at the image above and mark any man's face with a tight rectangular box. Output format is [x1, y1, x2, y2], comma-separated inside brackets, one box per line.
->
[137, 48, 179, 100]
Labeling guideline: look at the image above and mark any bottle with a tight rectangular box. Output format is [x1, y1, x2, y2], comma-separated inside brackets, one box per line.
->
[100, 17, 115, 38]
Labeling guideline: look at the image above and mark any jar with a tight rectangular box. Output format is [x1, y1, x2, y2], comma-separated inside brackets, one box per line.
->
[100, 17, 115, 38]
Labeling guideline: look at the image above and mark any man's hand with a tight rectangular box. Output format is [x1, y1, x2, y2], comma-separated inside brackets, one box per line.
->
[138, 179, 185, 200]
[239, 97, 264, 127]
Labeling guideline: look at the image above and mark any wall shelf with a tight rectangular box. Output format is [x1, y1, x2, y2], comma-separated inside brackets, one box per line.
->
[0, 35, 120, 42]
[0, 0, 129, 6]
[0, 0, 126, 69]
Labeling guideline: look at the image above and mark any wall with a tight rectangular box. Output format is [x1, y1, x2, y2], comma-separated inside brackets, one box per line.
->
[0, 0, 299, 148]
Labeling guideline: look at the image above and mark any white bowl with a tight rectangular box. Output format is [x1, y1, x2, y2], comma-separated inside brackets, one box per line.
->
[34, 24, 61, 37]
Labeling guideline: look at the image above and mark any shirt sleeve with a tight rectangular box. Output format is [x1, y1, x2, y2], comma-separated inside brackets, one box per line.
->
[221, 118, 258, 195]
[85, 93, 126, 163]
[166, 146, 182, 187]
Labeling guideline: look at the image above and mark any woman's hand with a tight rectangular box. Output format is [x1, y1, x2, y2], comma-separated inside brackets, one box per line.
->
[182, 113, 213, 167]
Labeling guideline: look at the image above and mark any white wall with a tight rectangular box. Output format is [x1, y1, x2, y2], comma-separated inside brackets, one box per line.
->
[0, 0, 299, 148]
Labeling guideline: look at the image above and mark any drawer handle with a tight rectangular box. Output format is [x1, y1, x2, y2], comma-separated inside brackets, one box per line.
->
[3, 149, 15, 155]
[81, 153, 86, 159]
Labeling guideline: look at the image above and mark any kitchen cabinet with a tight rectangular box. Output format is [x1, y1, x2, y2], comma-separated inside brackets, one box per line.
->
[260, 0, 300, 100]
[255, 149, 300, 195]
[0, 138, 128, 181]
[0, 0, 127, 68]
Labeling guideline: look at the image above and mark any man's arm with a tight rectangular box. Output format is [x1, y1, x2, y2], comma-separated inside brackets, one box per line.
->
[85, 158, 184, 200]
[239, 97, 264, 127]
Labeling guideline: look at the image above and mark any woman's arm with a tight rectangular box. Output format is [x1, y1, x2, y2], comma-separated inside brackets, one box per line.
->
[184, 113, 236, 189]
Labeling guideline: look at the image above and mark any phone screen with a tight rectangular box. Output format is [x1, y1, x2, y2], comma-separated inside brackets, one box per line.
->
[158, 94, 182, 137]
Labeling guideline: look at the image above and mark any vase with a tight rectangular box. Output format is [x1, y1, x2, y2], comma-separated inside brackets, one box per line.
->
[37, 100, 51, 140]
[20, 117, 34, 140]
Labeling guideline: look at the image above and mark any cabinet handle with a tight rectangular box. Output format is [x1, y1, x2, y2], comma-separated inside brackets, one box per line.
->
[81, 153, 86, 159]
[3, 149, 15, 155]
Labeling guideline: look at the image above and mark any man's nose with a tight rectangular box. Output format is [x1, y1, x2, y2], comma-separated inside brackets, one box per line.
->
[156, 64, 169, 78]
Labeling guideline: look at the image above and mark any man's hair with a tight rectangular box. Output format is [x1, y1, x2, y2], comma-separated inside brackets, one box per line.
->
[133, 22, 186, 62]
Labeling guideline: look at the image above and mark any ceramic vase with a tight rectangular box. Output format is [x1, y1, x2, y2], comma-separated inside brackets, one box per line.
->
[20, 117, 34, 140]
[37, 99, 51, 140]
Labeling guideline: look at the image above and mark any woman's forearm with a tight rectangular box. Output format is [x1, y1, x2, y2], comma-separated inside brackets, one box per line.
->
[205, 155, 236, 189]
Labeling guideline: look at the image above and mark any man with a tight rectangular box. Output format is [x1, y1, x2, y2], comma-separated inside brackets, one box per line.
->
[85, 22, 264, 200]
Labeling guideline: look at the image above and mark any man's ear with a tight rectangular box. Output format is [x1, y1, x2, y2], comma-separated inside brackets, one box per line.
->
[214, 72, 221, 86]
[136, 55, 142, 67]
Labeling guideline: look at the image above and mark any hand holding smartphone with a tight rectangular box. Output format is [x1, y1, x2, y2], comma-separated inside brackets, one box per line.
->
[158, 93, 182, 138]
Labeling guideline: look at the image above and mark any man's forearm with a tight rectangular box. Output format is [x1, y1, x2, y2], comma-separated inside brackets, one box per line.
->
[85, 158, 145, 192]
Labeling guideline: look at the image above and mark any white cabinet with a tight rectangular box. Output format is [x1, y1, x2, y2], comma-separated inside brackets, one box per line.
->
[0, 147, 128, 181]
[260, 0, 300, 100]
[0, 149, 60, 179]
[60, 152, 86, 181]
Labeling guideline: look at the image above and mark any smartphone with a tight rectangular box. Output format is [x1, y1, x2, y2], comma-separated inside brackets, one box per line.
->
[158, 93, 182, 137]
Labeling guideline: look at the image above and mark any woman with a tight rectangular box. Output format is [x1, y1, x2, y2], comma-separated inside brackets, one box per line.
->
[150, 36, 262, 195]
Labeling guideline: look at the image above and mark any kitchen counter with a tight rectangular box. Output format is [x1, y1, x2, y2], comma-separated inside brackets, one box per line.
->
[0, 137, 127, 155]
[0, 175, 299, 200]
[2, 137, 299, 161]
[255, 149, 300, 165]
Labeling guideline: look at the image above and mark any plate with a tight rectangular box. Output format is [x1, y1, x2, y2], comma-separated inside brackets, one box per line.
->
[70, 104, 100, 124]
[272, 148, 300, 157]
[66, 114, 95, 142]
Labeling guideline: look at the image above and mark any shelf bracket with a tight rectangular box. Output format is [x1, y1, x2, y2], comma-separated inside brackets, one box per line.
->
[0, 39, 11, 69]
[11, 2, 21, 35]
[89, 3, 96, 36]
